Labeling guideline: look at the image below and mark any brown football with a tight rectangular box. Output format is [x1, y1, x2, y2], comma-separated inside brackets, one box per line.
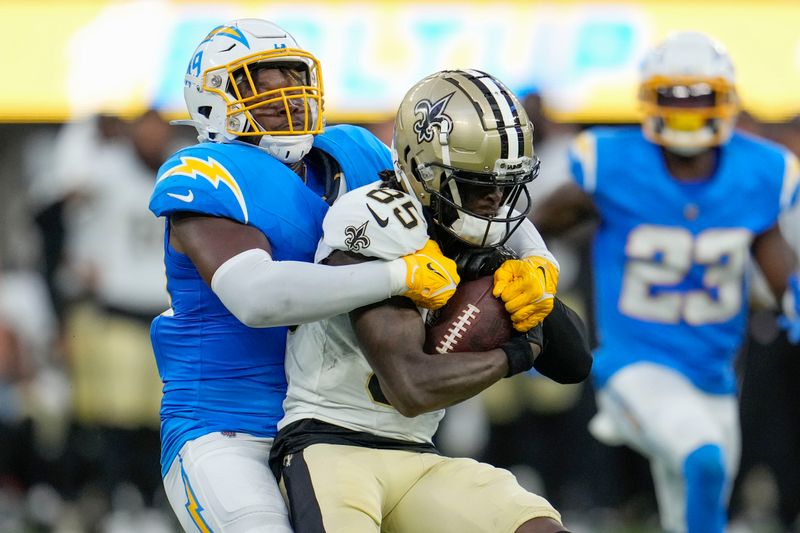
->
[424, 275, 514, 354]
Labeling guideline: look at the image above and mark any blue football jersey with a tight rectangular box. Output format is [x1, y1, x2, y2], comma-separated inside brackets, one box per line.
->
[149, 125, 391, 476]
[570, 127, 800, 394]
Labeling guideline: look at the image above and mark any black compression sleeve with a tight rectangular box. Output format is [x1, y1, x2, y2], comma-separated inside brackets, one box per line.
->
[501, 333, 536, 377]
[500, 323, 544, 378]
[533, 297, 593, 384]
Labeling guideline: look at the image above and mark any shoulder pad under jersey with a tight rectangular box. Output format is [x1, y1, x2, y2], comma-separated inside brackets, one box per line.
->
[314, 124, 393, 192]
[322, 182, 429, 260]
[569, 126, 643, 195]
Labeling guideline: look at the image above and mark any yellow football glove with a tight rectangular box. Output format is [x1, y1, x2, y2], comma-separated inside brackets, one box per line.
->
[523, 255, 559, 296]
[401, 240, 460, 310]
[493, 255, 559, 332]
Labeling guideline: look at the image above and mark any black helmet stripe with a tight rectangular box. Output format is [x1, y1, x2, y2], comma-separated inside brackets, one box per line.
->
[491, 78, 526, 160]
[441, 71, 507, 159]
[456, 71, 508, 158]
[441, 75, 483, 118]
[463, 69, 523, 159]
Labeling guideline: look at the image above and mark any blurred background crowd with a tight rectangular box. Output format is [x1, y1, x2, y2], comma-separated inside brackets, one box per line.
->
[1, 1, 799, 532]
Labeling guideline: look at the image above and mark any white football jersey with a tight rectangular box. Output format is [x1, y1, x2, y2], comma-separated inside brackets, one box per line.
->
[66, 142, 168, 314]
[280, 182, 443, 443]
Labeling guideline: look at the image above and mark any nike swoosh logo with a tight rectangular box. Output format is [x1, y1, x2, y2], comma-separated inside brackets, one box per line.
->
[426, 262, 447, 280]
[366, 203, 389, 227]
[167, 190, 194, 203]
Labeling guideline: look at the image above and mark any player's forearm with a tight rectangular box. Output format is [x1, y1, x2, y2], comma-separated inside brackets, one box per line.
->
[377, 350, 511, 417]
[752, 225, 796, 301]
[211, 248, 407, 327]
[354, 299, 513, 417]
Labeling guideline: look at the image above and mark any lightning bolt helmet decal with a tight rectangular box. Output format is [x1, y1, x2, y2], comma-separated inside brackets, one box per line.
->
[200, 25, 250, 49]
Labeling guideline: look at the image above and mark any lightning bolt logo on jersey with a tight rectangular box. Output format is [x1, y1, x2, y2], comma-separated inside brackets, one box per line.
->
[148, 125, 392, 477]
[570, 126, 800, 394]
[158, 155, 249, 222]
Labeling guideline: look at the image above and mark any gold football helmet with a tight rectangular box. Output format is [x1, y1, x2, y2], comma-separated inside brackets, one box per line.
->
[639, 31, 739, 155]
[393, 69, 539, 248]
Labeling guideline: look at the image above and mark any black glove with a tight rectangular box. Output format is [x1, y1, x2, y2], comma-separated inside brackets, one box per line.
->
[453, 246, 517, 281]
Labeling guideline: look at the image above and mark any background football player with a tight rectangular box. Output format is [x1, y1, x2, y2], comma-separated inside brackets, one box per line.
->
[148, 18, 461, 532]
[532, 31, 800, 533]
[271, 69, 592, 533]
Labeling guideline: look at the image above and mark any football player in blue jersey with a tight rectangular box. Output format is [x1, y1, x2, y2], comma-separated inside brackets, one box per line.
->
[148, 19, 462, 533]
[533, 31, 800, 533]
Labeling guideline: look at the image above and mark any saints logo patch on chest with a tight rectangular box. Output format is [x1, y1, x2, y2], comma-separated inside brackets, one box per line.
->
[344, 221, 371, 252]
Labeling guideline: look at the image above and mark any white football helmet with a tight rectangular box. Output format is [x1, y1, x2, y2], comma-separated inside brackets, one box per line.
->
[639, 31, 739, 155]
[183, 18, 324, 163]
[393, 69, 538, 248]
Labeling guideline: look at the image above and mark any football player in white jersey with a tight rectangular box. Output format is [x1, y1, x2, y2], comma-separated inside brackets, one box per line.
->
[272, 69, 592, 533]
[533, 32, 800, 533]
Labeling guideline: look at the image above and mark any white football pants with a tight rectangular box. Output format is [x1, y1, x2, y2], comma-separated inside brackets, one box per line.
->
[163, 432, 292, 533]
[589, 362, 740, 533]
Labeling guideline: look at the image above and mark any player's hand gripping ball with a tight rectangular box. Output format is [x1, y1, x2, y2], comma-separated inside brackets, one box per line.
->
[493, 256, 557, 332]
[401, 240, 460, 310]
[424, 275, 514, 354]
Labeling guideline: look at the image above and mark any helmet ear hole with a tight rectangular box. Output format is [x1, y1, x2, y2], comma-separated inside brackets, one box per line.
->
[198, 106, 212, 119]
[402, 146, 412, 166]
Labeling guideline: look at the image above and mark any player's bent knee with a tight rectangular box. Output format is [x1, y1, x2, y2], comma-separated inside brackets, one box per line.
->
[515, 516, 570, 533]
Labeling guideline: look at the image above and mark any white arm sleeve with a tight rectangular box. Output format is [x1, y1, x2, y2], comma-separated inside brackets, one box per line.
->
[505, 215, 560, 269]
[211, 248, 408, 328]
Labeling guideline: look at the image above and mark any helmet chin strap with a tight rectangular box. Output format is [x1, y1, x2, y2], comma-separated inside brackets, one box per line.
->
[448, 205, 510, 246]
[664, 144, 708, 157]
[653, 119, 719, 157]
[661, 127, 714, 156]
[257, 134, 314, 164]
[439, 131, 451, 166]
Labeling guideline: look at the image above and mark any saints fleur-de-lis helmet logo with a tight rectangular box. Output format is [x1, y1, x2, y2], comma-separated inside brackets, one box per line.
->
[413, 92, 455, 144]
[343, 221, 371, 252]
